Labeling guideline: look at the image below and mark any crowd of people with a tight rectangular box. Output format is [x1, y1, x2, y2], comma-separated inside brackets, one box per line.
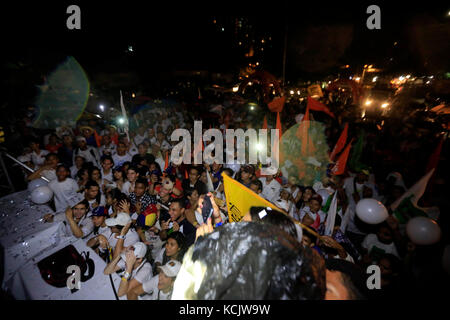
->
[2, 88, 449, 300]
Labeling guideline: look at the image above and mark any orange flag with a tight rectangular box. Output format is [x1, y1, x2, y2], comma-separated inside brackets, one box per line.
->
[94, 130, 102, 148]
[276, 112, 282, 138]
[262, 115, 268, 130]
[307, 96, 335, 118]
[332, 139, 354, 175]
[329, 123, 349, 161]
[268, 96, 286, 113]
[297, 105, 311, 156]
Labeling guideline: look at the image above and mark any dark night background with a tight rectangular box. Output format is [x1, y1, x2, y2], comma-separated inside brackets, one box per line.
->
[2, 1, 449, 75]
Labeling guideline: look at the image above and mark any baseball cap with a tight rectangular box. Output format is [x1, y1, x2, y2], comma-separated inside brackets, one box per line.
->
[90, 206, 108, 217]
[105, 212, 131, 227]
[158, 260, 181, 277]
[120, 242, 147, 260]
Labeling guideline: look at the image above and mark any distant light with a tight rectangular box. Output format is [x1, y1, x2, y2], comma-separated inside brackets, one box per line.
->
[349, 76, 353, 80]
[238, 42, 242, 45]
[213, 19, 216, 24]
[131, 93, 136, 98]
[426, 81, 431, 84]
[261, 39, 265, 43]
[250, 106, 255, 110]
[256, 143, 264, 151]
[297, 90, 301, 95]
[99, 104, 105, 111]
[355, 77, 360, 82]
[118, 117, 125, 124]
[381, 103, 389, 109]
[429, 76, 434, 79]
[95, 114, 102, 119]
[248, 82, 253, 86]
[221, 28, 224, 31]
[406, 75, 411, 79]
[399, 76, 405, 81]
[372, 76, 378, 82]
[128, 46, 133, 52]
[256, 62, 259, 66]
[365, 100, 372, 106]
[232, 86, 239, 92]
[290, 90, 294, 95]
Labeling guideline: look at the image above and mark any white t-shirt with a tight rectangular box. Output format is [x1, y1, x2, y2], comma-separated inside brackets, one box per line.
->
[101, 169, 114, 185]
[53, 212, 94, 239]
[133, 134, 148, 146]
[41, 169, 57, 182]
[121, 181, 135, 196]
[108, 228, 140, 249]
[48, 178, 80, 212]
[70, 165, 81, 179]
[141, 275, 166, 300]
[99, 143, 116, 156]
[112, 153, 132, 168]
[87, 196, 106, 211]
[74, 147, 100, 167]
[362, 233, 399, 258]
[117, 259, 153, 285]
[31, 150, 49, 167]
[259, 177, 282, 202]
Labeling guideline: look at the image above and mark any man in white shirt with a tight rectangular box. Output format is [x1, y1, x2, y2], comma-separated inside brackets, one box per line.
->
[133, 126, 148, 146]
[259, 168, 282, 203]
[29, 139, 49, 167]
[112, 141, 133, 168]
[100, 155, 114, 185]
[84, 180, 106, 210]
[48, 165, 80, 212]
[122, 166, 140, 196]
[73, 136, 101, 168]
[127, 259, 181, 300]
[42, 199, 94, 240]
[98, 134, 116, 156]
[103, 242, 153, 298]
[343, 170, 379, 207]
[27, 153, 59, 182]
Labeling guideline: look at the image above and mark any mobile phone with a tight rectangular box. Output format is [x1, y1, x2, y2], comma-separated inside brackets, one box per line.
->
[201, 196, 214, 223]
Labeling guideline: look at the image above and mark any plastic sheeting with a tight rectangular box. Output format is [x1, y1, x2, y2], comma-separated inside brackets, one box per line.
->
[173, 222, 326, 300]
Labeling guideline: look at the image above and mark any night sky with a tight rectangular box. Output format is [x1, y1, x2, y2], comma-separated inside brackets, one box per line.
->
[1, 1, 449, 81]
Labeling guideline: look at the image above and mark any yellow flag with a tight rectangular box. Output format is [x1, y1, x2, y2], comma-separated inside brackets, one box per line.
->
[222, 172, 280, 222]
[221, 173, 320, 238]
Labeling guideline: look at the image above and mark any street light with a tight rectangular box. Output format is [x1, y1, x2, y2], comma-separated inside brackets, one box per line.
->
[99, 104, 105, 111]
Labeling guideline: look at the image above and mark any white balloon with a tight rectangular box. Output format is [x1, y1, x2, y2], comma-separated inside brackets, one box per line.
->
[406, 216, 441, 245]
[31, 186, 53, 204]
[316, 189, 332, 206]
[355, 198, 388, 224]
[28, 178, 48, 192]
[443, 245, 450, 275]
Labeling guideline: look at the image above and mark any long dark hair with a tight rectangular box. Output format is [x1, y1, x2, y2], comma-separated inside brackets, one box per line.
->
[164, 231, 187, 264]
